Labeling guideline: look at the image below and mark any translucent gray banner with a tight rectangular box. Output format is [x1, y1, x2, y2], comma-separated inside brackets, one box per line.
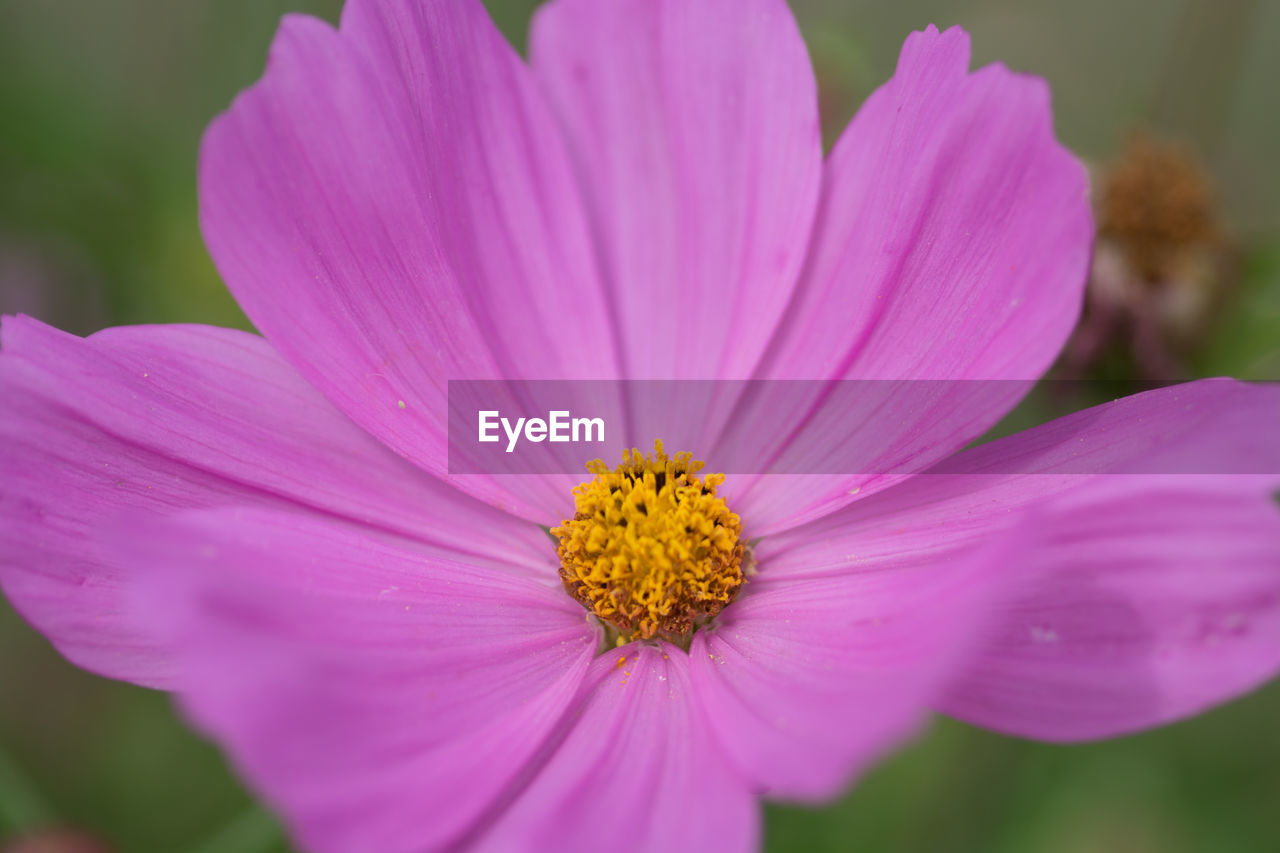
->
[446, 379, 1280, 476]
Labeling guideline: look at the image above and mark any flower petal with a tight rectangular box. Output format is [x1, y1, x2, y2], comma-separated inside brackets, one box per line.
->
[199, 0, 618, 520]
[689, 524, 1034, 801]
[123, 508, 597, 853]
[768, 24, 1090, 381]
[0, 316, 547, 688]
[530, 0, 822, 379]
[738, 25, 1092, 531]
[940, 477, 1280, 741]
[477, 645, 758, 853]
[759, 380, 1280, 741]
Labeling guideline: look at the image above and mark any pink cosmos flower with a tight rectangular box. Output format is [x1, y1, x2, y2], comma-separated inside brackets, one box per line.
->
[2, 1, 1279, 852]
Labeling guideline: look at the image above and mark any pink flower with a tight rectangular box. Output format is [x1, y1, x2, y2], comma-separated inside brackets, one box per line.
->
[2, 1, 1278, 852]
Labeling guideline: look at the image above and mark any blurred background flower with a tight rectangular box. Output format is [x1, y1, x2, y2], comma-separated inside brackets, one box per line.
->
[1, 0, 1278, 850]
[1, 828, 112, 853]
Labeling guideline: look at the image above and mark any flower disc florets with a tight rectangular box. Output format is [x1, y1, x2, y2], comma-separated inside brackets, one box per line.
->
[553, 440, 745, 646]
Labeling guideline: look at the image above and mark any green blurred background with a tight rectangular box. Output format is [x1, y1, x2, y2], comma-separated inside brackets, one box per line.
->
[1, 0, 1278, 850]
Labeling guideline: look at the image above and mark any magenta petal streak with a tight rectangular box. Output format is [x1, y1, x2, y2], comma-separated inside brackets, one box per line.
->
[731, 24, 1093, 533]
[121, 508, 597, 853]
[0, 316, 550, 688]
[199, 0, 617, 522]
[762, 381, 1280, 740]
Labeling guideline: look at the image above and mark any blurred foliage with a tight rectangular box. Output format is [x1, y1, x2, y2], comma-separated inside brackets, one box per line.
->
[1200, 247, 1280, 378]
[1, 0, 1279, 851]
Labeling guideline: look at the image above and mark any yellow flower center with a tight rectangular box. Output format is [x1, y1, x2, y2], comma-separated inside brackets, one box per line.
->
[552, 440, 746, 647]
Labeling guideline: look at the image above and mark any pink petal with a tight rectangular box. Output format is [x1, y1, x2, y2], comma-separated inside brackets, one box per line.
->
[530, 0, 821, 379]
[941, 477, 1280, 741]
[760, 380, 1280, 741]
[689, 524, 1035, 801]
[722, 380, 1032, 535]
[0, 316, 547, 688]
[769, 24, 1090, 380]
[199, 0, 617, 521]
[478, 645, 758, 853]
[123, 508, 597, 853]
[739, 25, 1092, 531]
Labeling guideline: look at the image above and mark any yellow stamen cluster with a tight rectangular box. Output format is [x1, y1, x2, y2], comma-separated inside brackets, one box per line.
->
[553, 441, 745, 645]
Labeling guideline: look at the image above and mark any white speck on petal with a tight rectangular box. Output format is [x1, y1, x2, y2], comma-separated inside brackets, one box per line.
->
[1029, 625, 1058, 644]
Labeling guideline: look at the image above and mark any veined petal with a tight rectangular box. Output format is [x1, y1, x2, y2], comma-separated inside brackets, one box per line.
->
[689, 524, 1034, 800]
[123, 508, 597, 853]
[760, 380, 1280, 741]
[768, 24, 1090, 381]
[477, 645, 758, 853]
[941, 477, 1280, 740]
[199, 0, 618, 522]
[0, 316, 548, 688]
[739, 26, 1092, 531]
[530, 0, 822, 379]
